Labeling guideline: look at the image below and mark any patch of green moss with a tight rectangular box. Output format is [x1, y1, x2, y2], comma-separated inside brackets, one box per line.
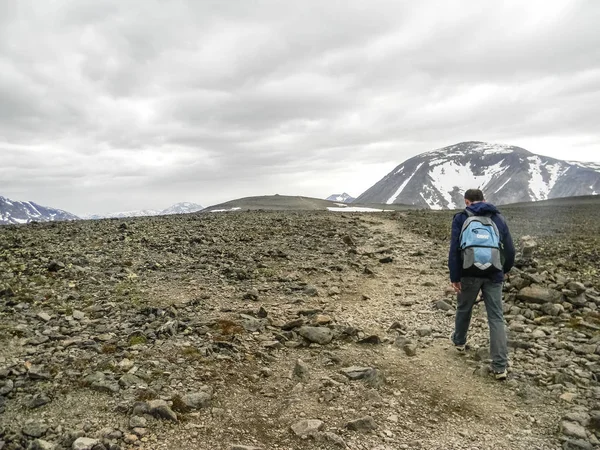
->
[129, 335, 147, 346]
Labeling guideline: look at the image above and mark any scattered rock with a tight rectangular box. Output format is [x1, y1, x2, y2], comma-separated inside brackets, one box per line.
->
[291, 419, 324, 438]
[345, 416, 377, 432]
[37, 312, 52, 322]
[417, 326, 432, 337]
[181, 389, 213, 410]
[358, 335, 381, 344]
[281, 319, 304, 331]
[243, 289, 259, 301]
[517, 286, 562, 304]
[293, 359, 310, 380]
[28, 365, 51, 380]
[435, 299, 454, 311]
[318, 431, 346, 447]
[340, 366, 384, 387]
[561, 421, 588, 440]
[129, 415, 147, 429]
[0, 379, 14, 395]
[47, 261, 64, 272]
[72, 437, 101, 450]
[403, 343, 418, 357]
[341, 366, 375, 380]
[147, 399, 178, 421]
[298, 326, 333, 345]
[311, 314, 332, 325]
[28, 392, 52, 409]
[30, 440, 57, 450]
[22, 421, 48, 438]
[562, 439, 593, 450]
[303, 286, 319, 297]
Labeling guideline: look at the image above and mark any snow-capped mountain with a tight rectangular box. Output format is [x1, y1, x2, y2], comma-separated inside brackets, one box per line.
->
[82, 210, 161, 220]
[354, 141, 600, 209]
[0, 196, 79, 225]
[160, 202, 204, 215]
[326, 193, 355, 203]
[82, 202, 204, 220]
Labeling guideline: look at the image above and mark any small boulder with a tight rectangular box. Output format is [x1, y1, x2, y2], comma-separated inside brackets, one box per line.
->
[435, 300, 454, 311]
[561, 421, 588, 440]
[30, 440, 57, 450]
[72, 437, 101, 450]
[181, 390, 213, 410]
[22, 421, 48, 438]
[293, 359, 310, 380]
[147, 399, 178, 421]
[298, 326, 333, 345]
[291, 419, 324, 438]
[517, 286, 562, 304]
[345, 416, 377, 432]
[417, 326, 432, 337]
[403, 343, 417, 357]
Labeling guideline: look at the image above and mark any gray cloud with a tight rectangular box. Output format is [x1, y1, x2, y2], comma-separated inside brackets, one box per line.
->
[1, 0, 600, 215]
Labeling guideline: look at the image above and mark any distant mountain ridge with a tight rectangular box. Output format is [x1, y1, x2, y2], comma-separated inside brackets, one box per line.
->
[326, 193, 355, 203]
[82, 202, 204, 220]
[0, 196, 79, 225]
[355, 141, 600, 209]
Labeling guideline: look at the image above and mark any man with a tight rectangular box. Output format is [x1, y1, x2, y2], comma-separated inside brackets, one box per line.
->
[448, 189, 515, 380]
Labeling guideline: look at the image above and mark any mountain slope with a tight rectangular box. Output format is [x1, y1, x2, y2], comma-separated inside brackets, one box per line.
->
[0, 196, 79, 225]
[354, 142, 600, 209]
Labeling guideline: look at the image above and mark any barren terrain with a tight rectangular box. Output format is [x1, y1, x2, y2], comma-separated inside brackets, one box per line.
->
[1, 204, 599, 449]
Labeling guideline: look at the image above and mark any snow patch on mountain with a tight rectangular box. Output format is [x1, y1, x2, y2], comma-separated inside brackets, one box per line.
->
[326, 193, 355, 203]
[428, 160, 509, 209]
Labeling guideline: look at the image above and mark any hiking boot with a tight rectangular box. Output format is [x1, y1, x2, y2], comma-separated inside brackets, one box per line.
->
[450, 333, 468, 352]
[494, 369, 507, 381]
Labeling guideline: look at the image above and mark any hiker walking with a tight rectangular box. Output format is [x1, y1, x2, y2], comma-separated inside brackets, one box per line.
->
[448, 189, 515, 380]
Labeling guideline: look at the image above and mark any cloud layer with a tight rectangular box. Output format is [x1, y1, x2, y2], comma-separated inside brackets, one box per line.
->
[1, 0, 600, 214]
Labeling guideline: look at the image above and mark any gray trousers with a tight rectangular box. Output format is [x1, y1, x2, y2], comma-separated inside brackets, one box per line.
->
[452, 276, 508, 372]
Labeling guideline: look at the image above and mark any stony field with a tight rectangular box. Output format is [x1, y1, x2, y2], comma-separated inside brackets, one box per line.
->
[1, 205, 599, 450]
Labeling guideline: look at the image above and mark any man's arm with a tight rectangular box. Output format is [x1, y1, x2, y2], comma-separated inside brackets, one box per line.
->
[498, 214, 515, 273]
[448, 214, 463, 283]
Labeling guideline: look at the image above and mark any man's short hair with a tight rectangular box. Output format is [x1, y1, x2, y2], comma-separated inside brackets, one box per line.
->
[464, 189, 485, 202]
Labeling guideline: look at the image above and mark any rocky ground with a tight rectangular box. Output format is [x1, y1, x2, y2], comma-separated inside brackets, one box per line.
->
[0, 206, 599, 450]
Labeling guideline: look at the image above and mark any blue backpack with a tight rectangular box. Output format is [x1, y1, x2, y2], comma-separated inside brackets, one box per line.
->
[459, 210, 503, 275]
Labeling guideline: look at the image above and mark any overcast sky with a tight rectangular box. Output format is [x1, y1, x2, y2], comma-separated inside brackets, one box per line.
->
[1, 0, 600, 215]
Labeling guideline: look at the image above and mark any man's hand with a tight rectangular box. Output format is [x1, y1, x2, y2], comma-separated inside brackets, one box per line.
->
[452, 282, 462, 294]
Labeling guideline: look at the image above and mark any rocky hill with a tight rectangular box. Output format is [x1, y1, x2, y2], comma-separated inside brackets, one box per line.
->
[0, 196, 79, 225]
[1, 205, 599, 448]
[354, 142, 600, 209]
[202, 195, 414, 213]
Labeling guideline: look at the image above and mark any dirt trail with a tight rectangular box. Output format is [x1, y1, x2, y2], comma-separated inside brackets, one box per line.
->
[148, 215, 562, 450]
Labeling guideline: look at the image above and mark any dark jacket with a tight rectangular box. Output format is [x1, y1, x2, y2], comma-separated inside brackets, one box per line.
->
[448, 202, 515, 283]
